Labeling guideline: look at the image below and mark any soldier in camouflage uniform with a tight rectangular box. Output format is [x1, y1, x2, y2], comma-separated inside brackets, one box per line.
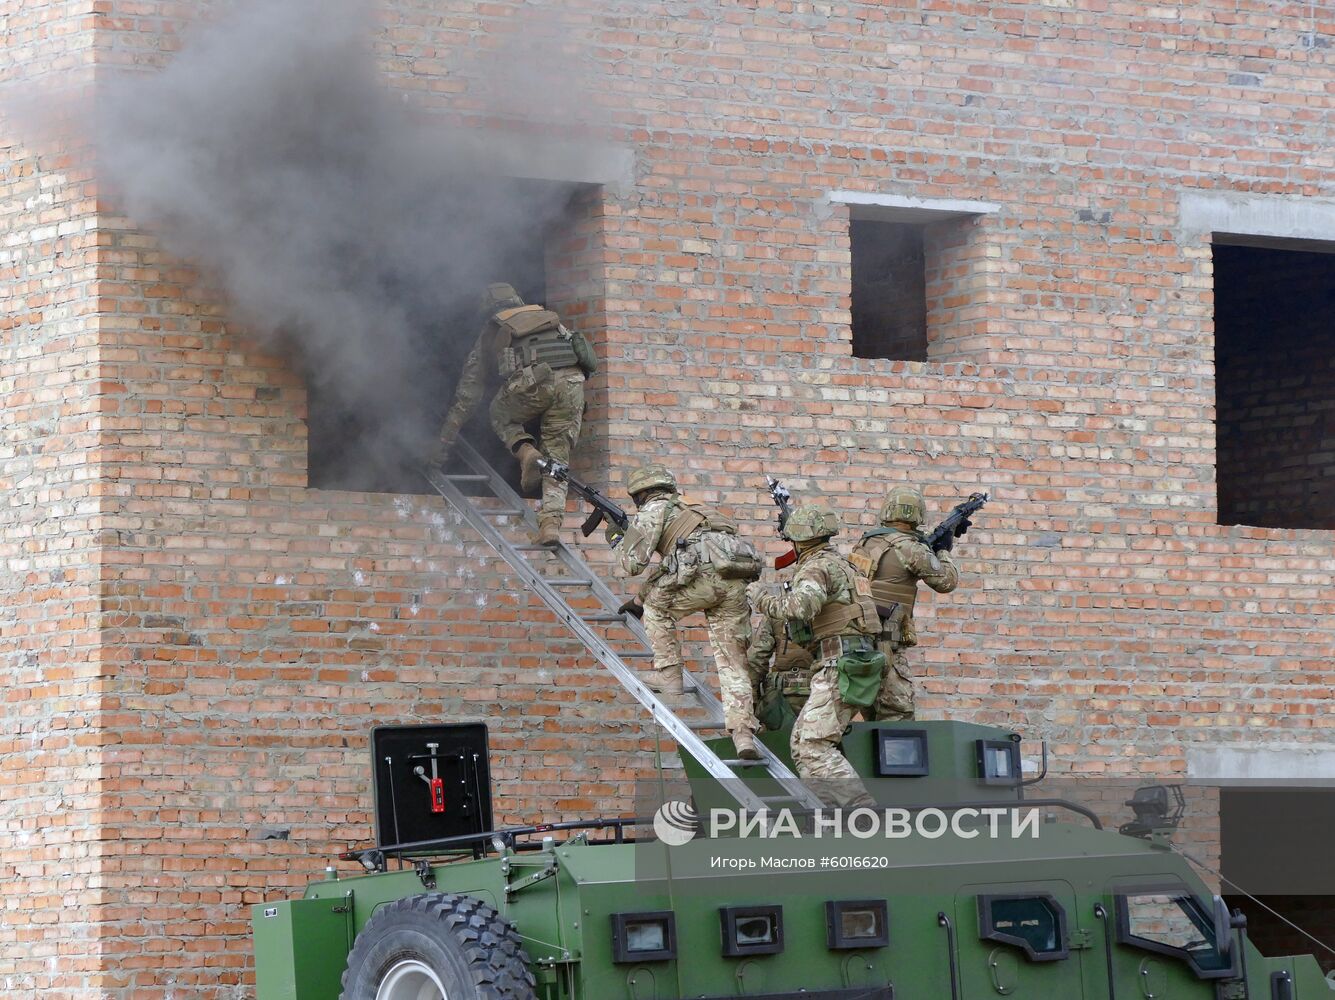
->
[848, 486, 960, 721]
[613, 465, 764, 760]
[747, 504, 885, 810]
[746, 598, 816, 732]
[435, 283, 597, 546]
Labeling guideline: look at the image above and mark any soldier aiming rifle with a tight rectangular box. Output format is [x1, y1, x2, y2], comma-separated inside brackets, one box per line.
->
[848, 487, 986, 721]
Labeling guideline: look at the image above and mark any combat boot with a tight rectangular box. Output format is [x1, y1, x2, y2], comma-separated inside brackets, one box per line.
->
[643, 667, 685, 696]
[534, 517, 561, 547]
[515, 441, 543, 493]
[732, 729, 761, 761]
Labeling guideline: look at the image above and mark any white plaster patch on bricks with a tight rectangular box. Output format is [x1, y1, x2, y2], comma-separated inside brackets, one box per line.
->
[1181, 191, 1335, 245]
[1188, 747, 1335, 786]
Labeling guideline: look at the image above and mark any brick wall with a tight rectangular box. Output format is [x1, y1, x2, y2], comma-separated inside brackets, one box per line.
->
[0, 1, 107, 995]
[4, 0, 1333, 995]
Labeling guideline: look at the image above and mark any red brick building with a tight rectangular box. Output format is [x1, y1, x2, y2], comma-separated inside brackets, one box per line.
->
[3, 0, 1332, 996]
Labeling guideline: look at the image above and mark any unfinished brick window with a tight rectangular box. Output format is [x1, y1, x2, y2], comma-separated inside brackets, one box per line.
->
[839, 194, 997, 363]
[1214, 241, 1335, 529]
[306, 182, 597, 494]
[850, 219, 928, 360]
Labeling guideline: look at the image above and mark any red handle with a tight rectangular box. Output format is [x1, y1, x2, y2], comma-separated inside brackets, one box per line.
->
[429, 778, 445, 813]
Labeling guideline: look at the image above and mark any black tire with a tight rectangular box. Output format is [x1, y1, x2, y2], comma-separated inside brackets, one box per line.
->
[340, 893, 538, 1000]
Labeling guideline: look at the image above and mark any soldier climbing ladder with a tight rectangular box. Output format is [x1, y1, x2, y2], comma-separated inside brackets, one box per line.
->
[423, 439, 824, 814]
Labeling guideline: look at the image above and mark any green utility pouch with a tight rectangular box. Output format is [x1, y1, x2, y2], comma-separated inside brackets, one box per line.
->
[758, 673, 809, 731]
[570, 328, 599, 377]
[757, 685, 794, 732]
[836, 644, 887, 708]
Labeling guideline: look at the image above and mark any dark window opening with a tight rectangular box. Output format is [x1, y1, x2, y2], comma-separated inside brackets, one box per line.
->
[306, 180, 587, 495]
[978, 894, 1069, 961]
[1214, 241, 1335, 529]
[851, 220, 927, 360]
[1222, 788, 1335, 974]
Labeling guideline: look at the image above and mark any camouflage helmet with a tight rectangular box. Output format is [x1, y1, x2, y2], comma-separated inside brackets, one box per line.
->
[480, 282, 524, 318]
[626, 464, 677, 499]
[879, 486, 925, 527]
[783, 503, 840, 542]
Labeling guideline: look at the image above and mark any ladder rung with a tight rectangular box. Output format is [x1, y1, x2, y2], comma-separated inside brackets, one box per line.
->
[581, 612, 627, 622]
[614, 650, 654, 659]
[687, 719, 727, 730]
[721, 759, 767, 767]
[481, 508, 524, 517]
[443, 474, 490, 482]
[758, 795, 799, 803]
[515, 544, 559, 552]
[545, 579, 593, 588]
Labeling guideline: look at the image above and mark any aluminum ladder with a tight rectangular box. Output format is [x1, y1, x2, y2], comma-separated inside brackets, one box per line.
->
[424, 440, 822, 814]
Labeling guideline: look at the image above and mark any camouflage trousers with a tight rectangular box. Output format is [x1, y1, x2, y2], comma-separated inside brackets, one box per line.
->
[489, 366, 585, 522]
[790, 658, 876, 810]
[642, 568, 757, 735]
[869, 642, 914, 722]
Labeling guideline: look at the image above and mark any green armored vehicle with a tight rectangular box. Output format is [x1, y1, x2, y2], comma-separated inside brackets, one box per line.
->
[251, 720, 1331, 999]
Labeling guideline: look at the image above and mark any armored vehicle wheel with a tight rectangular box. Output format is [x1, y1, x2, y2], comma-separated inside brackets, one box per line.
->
[341, 893, 537, 1000]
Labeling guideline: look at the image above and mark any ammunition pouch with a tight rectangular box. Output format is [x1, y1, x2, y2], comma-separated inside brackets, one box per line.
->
[503, 361, 555, 395]
[785, 618, 814, 646]
[669, 541, 700, 588]
[829, 637, 885, 708]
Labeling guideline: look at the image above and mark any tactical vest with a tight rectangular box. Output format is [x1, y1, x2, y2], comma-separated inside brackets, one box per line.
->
[771, 624, 814, 672]
[800, 549, 881, 642]
[849, 530, 921, 614]
[493, 305, 580, 371]
[652, 499, 760, 583]
[653, 500, 741, 555]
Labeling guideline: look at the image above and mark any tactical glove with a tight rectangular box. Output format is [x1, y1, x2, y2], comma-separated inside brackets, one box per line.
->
[936, 529, 956, 553]
[605, 524, 625, 547]
[746, 581, 771, 610]
[618, 597, 644, 619]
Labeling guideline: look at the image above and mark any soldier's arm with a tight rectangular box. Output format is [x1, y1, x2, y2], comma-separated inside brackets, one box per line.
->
[614, 500, 668, 577]
[900, 539, 960, 594]
[751, 565, 832, 622]
[438, 333, 489, 441]
[746, 613, 776, 676]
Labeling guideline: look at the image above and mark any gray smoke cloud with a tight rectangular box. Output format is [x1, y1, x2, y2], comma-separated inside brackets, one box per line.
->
[95, 0, 593, 490]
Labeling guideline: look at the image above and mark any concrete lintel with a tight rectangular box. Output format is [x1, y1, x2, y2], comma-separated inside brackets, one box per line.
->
[829, 190, 1001, 224]
[1186, 747, 1335, 787]
[1181, 191, 1335, 247]
[411, 120, 636, 190]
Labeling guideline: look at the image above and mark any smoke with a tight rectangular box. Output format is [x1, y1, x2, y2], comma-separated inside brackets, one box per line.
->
[95, 0, 589, 490]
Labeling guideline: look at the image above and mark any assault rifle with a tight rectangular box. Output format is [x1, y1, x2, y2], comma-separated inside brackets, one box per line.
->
[765, 475, 799, 570]
[537, 458, 629, 542]
[925, 491, 989, 553]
